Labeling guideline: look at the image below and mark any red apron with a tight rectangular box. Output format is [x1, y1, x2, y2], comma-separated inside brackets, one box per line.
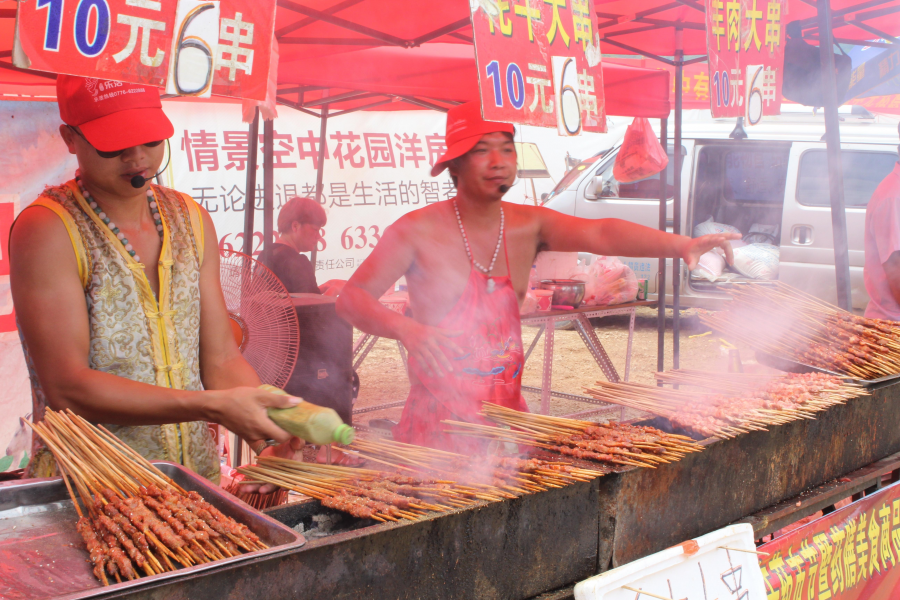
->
[393, 241, 529, 453]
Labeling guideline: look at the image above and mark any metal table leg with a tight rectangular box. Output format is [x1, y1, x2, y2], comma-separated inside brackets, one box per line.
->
[524, 325, 545, 362]
[353, 335, 379, 371]
[540, 320, 554, 415]
[353, 333, 372, 357]
[397, 341, 408, 370]
[573, 314, 620, 383]
[624, 308, 636, 382]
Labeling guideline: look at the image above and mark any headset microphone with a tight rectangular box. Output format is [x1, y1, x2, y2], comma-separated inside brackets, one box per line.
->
[130, 140, 171, 188]
[498, 184, 510, 194]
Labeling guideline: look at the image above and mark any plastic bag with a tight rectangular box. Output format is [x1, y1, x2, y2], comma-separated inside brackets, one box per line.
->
[693, 216, 741, 238]
[732, 243, 780, 280]
[572, 256, 638, 306]
[613, 117, 669, 184]
[691, 250, 727, 282]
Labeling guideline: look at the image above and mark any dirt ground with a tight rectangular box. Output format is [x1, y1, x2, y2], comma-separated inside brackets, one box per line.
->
[351, 306, 772, 427]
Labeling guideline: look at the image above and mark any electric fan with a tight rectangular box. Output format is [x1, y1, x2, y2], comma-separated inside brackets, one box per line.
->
[219, 249, 300, 389]
[219, 249, 300, 507]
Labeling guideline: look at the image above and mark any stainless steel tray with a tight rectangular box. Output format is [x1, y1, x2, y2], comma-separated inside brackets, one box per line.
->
[755, 350, 900, 387]
[0, 461, 305, 600]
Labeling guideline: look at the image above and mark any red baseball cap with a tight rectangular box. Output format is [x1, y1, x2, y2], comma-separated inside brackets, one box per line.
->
[431, 101, 516, 177]
[57, 75, 174, 153]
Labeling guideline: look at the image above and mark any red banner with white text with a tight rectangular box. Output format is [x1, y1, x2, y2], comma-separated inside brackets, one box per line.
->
[705, 0, 786, 122]
[14, 0, 274, 100]
[759, 482, 900, 600]
[469, 0, 606, 134]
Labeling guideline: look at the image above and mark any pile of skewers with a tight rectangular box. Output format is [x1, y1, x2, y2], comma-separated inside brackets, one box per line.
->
[348, 438, 603, 498]
[700, 282, 900, 380]
[27, 409, 266, 586]
[238, 458, 492, 521]
[584, 371, 863, 439]
[442, 403, 702, 469]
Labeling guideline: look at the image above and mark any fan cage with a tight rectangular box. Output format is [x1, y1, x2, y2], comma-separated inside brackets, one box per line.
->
[219, 249, 300, 389]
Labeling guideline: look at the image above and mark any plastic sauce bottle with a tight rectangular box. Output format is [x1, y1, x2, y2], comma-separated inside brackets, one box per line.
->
[260, 385, 355, 445]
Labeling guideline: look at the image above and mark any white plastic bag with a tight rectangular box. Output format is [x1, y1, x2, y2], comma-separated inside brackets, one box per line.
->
[691, 250, 727, 282]
[573, 256, 638, 306]
[732, 243, 780, 280]
[693, 216, 741, 238]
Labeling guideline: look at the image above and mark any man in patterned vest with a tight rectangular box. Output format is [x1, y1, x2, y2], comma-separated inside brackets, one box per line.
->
[10, 75, 302, 484]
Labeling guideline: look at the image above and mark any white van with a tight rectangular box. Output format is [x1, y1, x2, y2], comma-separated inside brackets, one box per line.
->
[542, 107, 900, 311]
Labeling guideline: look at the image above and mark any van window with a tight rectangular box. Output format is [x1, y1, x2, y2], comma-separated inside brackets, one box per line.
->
[594, 145, 686, 200]
[724, 150, 789, 203]
[796, 150, 897, 208]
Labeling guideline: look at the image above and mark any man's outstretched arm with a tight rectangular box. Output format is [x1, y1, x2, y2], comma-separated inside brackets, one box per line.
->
[533, 208, 739, 269]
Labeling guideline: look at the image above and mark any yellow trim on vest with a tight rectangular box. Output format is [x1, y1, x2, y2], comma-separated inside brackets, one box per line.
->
[25, 198, 90, 289]
[181, 192, 205, 268]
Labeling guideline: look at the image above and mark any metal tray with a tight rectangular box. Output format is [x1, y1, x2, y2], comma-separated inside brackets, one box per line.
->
[754, 349, 900, 388]
[0, 461, 305, 600]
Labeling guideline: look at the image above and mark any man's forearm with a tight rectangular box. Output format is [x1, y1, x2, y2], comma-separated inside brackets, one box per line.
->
[47, 368, 218, 425]
[201, 354, 262, 391]
[592, 219, 690, 259]
[336, 285, 415, 342]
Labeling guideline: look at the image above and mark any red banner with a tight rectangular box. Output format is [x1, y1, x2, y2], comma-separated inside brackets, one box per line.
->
[469, 0, 606, 134]
[13, 0, 274, 100]
[704, 0, 786, 122]
[759, 482, 900, 600]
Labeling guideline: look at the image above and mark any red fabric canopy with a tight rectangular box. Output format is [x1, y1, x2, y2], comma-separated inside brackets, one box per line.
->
[0, 0, 671, 118]
[595, 0, 900, 58]
[277, 43, 671, 118]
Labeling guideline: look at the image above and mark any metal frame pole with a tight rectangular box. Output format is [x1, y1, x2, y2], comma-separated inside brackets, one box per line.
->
[234, 107, 260, 468]
[263, 118, 275, 257]
[673, 29, 684, 369]
[242, 108, 260, 257]
[311, 106, 330, 266]
[657, 117, 669, 377]
[817, 0, 853, 310]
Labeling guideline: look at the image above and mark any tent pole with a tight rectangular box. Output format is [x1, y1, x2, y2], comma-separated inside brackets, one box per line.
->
[817, 0, 853, 310]
[242, 108, 260, 257]
[673, 30, 683, 370]
[263, 118, 275, 257]
[312, 105, 329, 266]
[235, 106, 260, 469]
[657, 117, 668, 379]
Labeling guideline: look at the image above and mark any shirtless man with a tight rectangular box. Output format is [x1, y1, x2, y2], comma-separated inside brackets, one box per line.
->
[336, 102, 738, 452]
[10, 75, 302, 482]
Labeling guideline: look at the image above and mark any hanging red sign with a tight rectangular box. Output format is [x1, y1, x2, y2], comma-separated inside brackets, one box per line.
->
[12, 0, 274, 100]
[705, 0, 786, 122]
[759, 481, 900, 600]
[469, 0, 606, 134]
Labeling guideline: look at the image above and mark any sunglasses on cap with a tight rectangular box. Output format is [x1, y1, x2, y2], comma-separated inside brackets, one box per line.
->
[68, 126, 164, 159]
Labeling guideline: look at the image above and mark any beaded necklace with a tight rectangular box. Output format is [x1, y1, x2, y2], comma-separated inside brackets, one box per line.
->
[75, 172, 163, 264]
[453, 200, 504, 293]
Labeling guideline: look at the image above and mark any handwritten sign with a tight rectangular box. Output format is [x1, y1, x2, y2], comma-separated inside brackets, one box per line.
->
[704, 0, 786, 123]
[13, 0, 274, 100]
[469, 0, 606, 134]
[574, 524, 766, 600]
[759, 481, 900, 600]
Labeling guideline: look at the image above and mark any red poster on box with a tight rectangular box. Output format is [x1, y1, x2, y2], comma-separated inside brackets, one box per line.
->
[13, 0, 274, 100]
[469, 0, 606, 134]
[759, 482, 900, 599]
[705, 0, 785, 122]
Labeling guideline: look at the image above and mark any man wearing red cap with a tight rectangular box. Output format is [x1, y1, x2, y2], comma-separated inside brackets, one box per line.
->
[9, 76, 302, 483]
[337, 102, 739, 452]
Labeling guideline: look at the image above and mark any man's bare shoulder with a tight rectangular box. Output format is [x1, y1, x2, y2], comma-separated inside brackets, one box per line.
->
[11, 197, 74, 253]
[502, 202, 556, 229]
[387, 201, 452, 236]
